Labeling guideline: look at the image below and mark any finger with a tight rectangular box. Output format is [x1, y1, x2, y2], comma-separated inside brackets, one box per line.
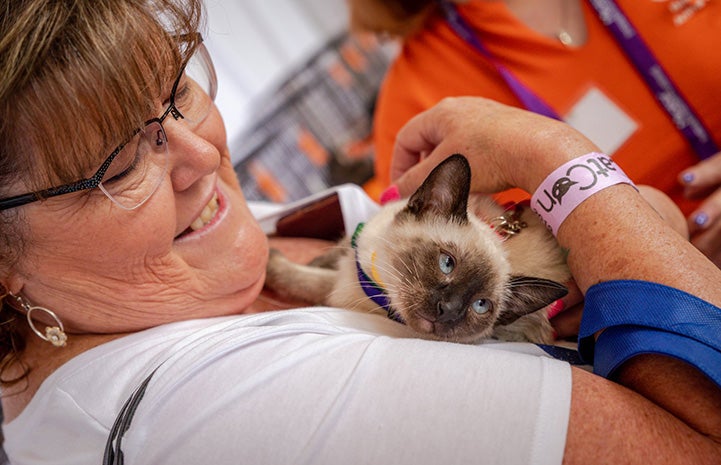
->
[679, 150, 721, 199]
[687, 186, 721, 236]
[392, 159, 436, 197]
[560, 279, 584, 310]
[391, 108, 446, 183]
[389, 149, 423, 188]
[392, 148, 468, 197]
[546, 279, 583, 319]
[690, 228, 721, 268]
[689, 210, 721, 268]
[550, 304, 583, 340]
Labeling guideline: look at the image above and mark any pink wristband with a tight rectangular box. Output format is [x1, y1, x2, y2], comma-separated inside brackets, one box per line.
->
[530, 152, 636, 236]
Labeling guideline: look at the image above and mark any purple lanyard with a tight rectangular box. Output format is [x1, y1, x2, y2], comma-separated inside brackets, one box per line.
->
[439, 0, 561, 120]
[440, 0, 719, 159]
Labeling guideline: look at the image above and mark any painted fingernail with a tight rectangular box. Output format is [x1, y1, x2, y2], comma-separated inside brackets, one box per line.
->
[546, 299, 566, 319]
[681, 172, 695, 184]
[380, 184, 401, 205]
[694, 212, 710, 227]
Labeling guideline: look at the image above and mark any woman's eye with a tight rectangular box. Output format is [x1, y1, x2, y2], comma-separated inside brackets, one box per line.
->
[471, 299, 491, 315]
[104, 140, 141, 184]
[174, 79, 192, 106]
[438, 252, 455, 275]
[174, 74, 199, 110]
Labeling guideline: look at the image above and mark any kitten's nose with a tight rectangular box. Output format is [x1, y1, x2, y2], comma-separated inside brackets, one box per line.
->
[437, 298, 464, 323]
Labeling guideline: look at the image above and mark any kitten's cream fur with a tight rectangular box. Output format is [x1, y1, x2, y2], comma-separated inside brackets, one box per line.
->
[265, 155, 570, 343]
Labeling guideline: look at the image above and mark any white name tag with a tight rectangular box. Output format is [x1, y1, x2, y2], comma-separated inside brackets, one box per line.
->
[564, 87, 637, 156]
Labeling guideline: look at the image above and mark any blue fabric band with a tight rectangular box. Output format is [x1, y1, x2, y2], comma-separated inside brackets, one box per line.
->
[579, 280, 721, 388]
[536, 344, 587, 366]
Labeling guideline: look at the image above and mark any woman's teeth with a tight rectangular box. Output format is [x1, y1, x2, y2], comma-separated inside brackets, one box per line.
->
[190, 193, 219, 231]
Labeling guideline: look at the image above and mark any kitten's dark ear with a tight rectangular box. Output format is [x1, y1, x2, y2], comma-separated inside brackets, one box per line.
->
[403, 154, 471, 223]
[495, 277, 568, 326]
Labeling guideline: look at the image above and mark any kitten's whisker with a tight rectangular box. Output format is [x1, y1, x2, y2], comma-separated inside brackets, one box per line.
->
[395, 254, 417, 278]
[328, 284, 380, 311]
[359, 258, 404, 285]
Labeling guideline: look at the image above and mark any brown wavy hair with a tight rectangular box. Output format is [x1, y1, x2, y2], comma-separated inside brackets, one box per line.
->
[0, 0, 204, 386]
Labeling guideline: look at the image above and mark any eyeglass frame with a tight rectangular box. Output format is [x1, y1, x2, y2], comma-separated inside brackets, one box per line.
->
[0, 35, 216, 212]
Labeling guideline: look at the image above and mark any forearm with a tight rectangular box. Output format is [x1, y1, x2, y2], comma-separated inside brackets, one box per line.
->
[614, 355, 721, 442]
[537, 157, 721, 440]
[565, 367, 721, 465]
[557, 184, 721, 304]
[551, 179, 721, 442]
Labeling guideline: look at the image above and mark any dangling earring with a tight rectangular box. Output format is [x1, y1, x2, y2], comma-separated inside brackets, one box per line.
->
[11, 294, 68, 347]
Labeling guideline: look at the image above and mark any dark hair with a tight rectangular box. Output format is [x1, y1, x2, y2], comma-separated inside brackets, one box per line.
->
[347, 0, 439, 37]
[0, 0, 204, 386]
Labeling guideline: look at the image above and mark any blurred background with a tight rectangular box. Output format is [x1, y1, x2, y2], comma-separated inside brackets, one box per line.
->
[203, 0, 396, 203]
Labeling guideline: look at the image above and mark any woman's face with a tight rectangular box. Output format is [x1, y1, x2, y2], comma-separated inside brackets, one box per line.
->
[9, 103, 269, 334]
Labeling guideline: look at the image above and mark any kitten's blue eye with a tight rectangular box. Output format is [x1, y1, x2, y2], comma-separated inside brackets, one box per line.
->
[471, 299, 491, 314]
[439, 252, 455, 275]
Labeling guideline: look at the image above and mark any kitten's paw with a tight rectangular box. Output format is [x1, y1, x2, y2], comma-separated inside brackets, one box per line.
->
[308, 247, 344, 269]
[264, 248, 338, 305]
[264, 248, 291, 292]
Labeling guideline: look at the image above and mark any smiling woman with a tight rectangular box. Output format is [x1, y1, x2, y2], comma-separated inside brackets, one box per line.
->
[0, 1, 720, 465]
[0, 0, 270, 378]
[0, 0, 181, 366]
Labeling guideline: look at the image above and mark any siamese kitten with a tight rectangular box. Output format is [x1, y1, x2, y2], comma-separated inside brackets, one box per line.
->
[264, 154, 570, 344]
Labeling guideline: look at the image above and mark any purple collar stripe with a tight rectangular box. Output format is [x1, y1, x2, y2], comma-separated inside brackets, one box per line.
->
[354, 257, 391, 311]
[354, 256, 405, 324]
[352, 223, 405, 324]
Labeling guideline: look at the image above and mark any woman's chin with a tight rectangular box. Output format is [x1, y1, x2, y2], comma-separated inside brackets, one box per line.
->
[229, 268, 267, 314]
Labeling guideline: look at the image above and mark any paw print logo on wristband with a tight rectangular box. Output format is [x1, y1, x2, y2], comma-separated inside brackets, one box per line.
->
[550, 178, 578, 206]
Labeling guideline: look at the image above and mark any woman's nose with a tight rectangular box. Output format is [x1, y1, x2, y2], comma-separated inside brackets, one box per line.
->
[164, 120, 221, 192]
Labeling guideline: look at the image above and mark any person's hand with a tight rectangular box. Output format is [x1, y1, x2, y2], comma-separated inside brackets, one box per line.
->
[390, 97, 599, 196]
[679, 151, 721, 267]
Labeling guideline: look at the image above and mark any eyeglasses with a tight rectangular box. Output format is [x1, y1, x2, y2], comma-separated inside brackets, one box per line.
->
[0, 38, 218, 211]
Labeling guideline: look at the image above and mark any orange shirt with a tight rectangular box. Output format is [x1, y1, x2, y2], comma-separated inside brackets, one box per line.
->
[369, 0, 721, 215]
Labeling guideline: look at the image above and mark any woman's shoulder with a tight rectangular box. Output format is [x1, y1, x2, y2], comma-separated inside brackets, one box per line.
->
[3, 310, 399, 460]
[10, 309, 411, 422]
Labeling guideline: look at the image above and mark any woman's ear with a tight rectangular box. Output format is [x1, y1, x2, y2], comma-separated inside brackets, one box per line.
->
[1, 272, 25, 297]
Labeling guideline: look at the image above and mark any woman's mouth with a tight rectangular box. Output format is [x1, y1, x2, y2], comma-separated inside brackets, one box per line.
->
[190, 192, 219, 231]
[175, 192, 220, 240]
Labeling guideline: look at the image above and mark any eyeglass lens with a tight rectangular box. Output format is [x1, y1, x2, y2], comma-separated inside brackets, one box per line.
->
[98, 121, 169, 210]
[97, 45, 216, 210]
[175, 46, 216, 126]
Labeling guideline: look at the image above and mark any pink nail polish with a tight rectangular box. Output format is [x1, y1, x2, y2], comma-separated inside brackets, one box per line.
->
[546, 299, 566, 319]
[380, 185, 401, 205]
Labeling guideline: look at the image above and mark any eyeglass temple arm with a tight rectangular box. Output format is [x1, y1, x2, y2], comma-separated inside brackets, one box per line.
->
[0, 192, 41, 211]
[0, 175, 100, 211]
